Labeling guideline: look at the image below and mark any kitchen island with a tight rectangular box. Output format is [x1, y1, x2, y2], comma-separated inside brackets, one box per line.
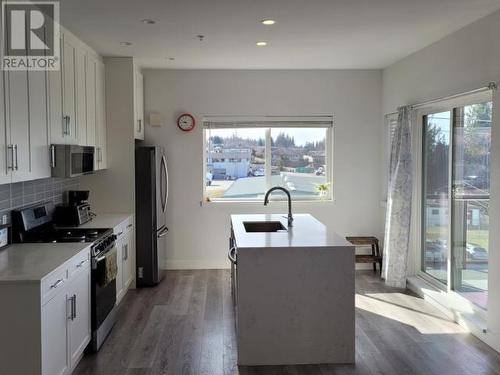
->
[230, 214, 355, 366]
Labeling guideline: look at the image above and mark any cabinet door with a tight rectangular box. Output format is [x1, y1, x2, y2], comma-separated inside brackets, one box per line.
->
[62, 34, 77, 144]
[0, 71, 11, 184]
[122, 229, 134, 290]
[115, 236, 124, 302]
[48, 36, 65, 145]
[75, 47, 87, 145]
[95, 61, 107, 169]
[41, 291, 69, 375]
[134, 70, 144, 140]
[85, 55, 97, 147]
[68, 269, 91, 369]
[28, 70, 51, 180]
[7, 70, 31, 182]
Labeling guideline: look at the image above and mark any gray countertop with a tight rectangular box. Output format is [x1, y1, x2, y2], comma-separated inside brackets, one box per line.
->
[0, 242, 91, 283]
[231, 214, 353, 249]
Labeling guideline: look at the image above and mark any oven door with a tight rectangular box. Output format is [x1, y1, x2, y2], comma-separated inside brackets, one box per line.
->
[91, 246, 117, 330]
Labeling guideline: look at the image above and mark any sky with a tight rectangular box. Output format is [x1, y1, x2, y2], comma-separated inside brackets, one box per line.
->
[206, 127, 326, 146]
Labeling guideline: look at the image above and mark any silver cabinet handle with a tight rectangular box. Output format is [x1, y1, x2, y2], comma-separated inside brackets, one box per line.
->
[127, 224, 133, 229]
[116, 231, 124, 237]
[68, 295, 76, 320]
[13, 144, 18, 170]
[7, 145, 14, 170]
[51, 279, 64, 289]
[50, 145, 56, 168]
[138, 119, 142, 132]
[63, 115, 70, 135]
[76, 259, 86, 268]
[123, 244, 128, 260]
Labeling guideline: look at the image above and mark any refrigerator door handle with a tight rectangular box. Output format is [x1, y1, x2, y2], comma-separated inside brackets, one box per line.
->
[161, 155, 168, 213]
[157, 226, 169, 238]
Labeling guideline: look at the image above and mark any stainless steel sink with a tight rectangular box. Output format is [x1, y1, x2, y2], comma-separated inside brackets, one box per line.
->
[243, 221, 287, 233]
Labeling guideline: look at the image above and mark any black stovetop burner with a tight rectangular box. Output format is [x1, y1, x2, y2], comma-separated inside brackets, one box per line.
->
[19, 227, 110, 244]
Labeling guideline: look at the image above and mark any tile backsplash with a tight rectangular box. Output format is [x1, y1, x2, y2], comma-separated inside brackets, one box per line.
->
[0, 177, 80, 223]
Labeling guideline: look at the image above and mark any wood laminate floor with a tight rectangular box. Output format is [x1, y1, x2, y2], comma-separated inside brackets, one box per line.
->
[74, 270, 500, 375]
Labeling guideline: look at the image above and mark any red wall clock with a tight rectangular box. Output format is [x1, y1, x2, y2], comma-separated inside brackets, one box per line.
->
[177, 113, 196, 132]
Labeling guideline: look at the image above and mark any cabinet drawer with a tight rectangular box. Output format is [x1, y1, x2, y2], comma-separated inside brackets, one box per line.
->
[114, 216, 134, 239]
[68, 248, 90, 278]
[41, 267, 68, 305]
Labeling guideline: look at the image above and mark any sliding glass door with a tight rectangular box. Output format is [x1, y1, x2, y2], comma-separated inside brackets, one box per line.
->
[422, 111, 451, 285]
[452, 103, 491, 310]
[421, 101, 492, 309]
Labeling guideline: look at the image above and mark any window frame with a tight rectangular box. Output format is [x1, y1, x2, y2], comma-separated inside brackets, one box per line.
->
[202, 116, 334, 203]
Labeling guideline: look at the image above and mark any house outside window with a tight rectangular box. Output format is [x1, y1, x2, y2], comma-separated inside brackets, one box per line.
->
[203, 116, 333, 201]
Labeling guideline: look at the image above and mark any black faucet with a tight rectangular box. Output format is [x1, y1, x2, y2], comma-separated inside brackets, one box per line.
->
[264, 186, 294, 227]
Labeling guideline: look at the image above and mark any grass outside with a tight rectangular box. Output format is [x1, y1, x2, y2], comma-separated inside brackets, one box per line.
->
[426, 226, 489, 250]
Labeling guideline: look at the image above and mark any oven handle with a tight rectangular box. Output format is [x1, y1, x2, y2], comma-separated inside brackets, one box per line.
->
[92, 246, 117, 269]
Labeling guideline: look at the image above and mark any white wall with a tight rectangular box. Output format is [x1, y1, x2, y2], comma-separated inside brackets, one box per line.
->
[80, 57, 136, 213]
[143, 70, 383, 270]
[382, 9, 500, 353]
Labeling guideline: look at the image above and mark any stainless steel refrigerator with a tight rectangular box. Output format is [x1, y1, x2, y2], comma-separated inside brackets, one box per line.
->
[135, 146, 168, 286]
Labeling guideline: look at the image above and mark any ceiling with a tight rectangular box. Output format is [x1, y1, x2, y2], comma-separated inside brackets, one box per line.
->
[60, 0, 500, 69]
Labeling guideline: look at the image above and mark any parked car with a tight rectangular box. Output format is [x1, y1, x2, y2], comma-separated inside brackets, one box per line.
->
[425, 242, 446, 263]
[315, 166, 325, 176]
[253, 168, 265, 177]
[466, 244, 488, 261]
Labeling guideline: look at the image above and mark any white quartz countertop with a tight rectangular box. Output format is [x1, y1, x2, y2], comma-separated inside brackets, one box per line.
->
[58, 212, 134, 230]
[231, 214, 353, 249]
[0, 242, 91, 283]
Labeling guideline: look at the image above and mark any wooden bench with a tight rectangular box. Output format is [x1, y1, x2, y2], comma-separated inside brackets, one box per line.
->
[346, 236, 382, 274]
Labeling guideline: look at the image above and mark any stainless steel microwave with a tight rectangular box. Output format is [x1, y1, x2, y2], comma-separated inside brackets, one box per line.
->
[50, 144, 95, 178]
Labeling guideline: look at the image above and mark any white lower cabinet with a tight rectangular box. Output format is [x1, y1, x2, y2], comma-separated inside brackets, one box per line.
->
[114, 217, 135, 304]
[42, 288, 70, 375]
[41, 253, 91, 375]
[0, 247, 91, 375]
[68, 268, 91, 369]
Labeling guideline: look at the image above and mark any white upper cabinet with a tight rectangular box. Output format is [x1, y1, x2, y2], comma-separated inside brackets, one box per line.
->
[95, 60, 107, 170]
[0, 26, 108, 185]
[0, 72, 11, 185]
[85, 55, 97, 147]
[6, 70, 31, 181]
[62, 33, 78, 145]
[47, 35, 65, 145]
[28, 70, 51, 180]
[134, 68, 144, 140]
[75, 47, 87, 146]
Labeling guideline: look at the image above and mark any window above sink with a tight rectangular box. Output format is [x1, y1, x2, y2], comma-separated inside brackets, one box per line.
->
[203, 116, 333, 203]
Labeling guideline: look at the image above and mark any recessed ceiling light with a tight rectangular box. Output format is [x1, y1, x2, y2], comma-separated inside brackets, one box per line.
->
[141, 19, 156, 25]
[256, 41, 268, 47]
[261, 19, 275, 25]
[120, 41, 132, 46]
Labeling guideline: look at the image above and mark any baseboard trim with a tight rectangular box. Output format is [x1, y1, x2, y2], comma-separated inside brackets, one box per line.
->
[164, 260, 230, 270]
[163, 260, 375, 271]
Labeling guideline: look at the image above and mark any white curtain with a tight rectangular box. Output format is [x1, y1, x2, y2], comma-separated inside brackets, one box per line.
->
[382, 106, 413, 288]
